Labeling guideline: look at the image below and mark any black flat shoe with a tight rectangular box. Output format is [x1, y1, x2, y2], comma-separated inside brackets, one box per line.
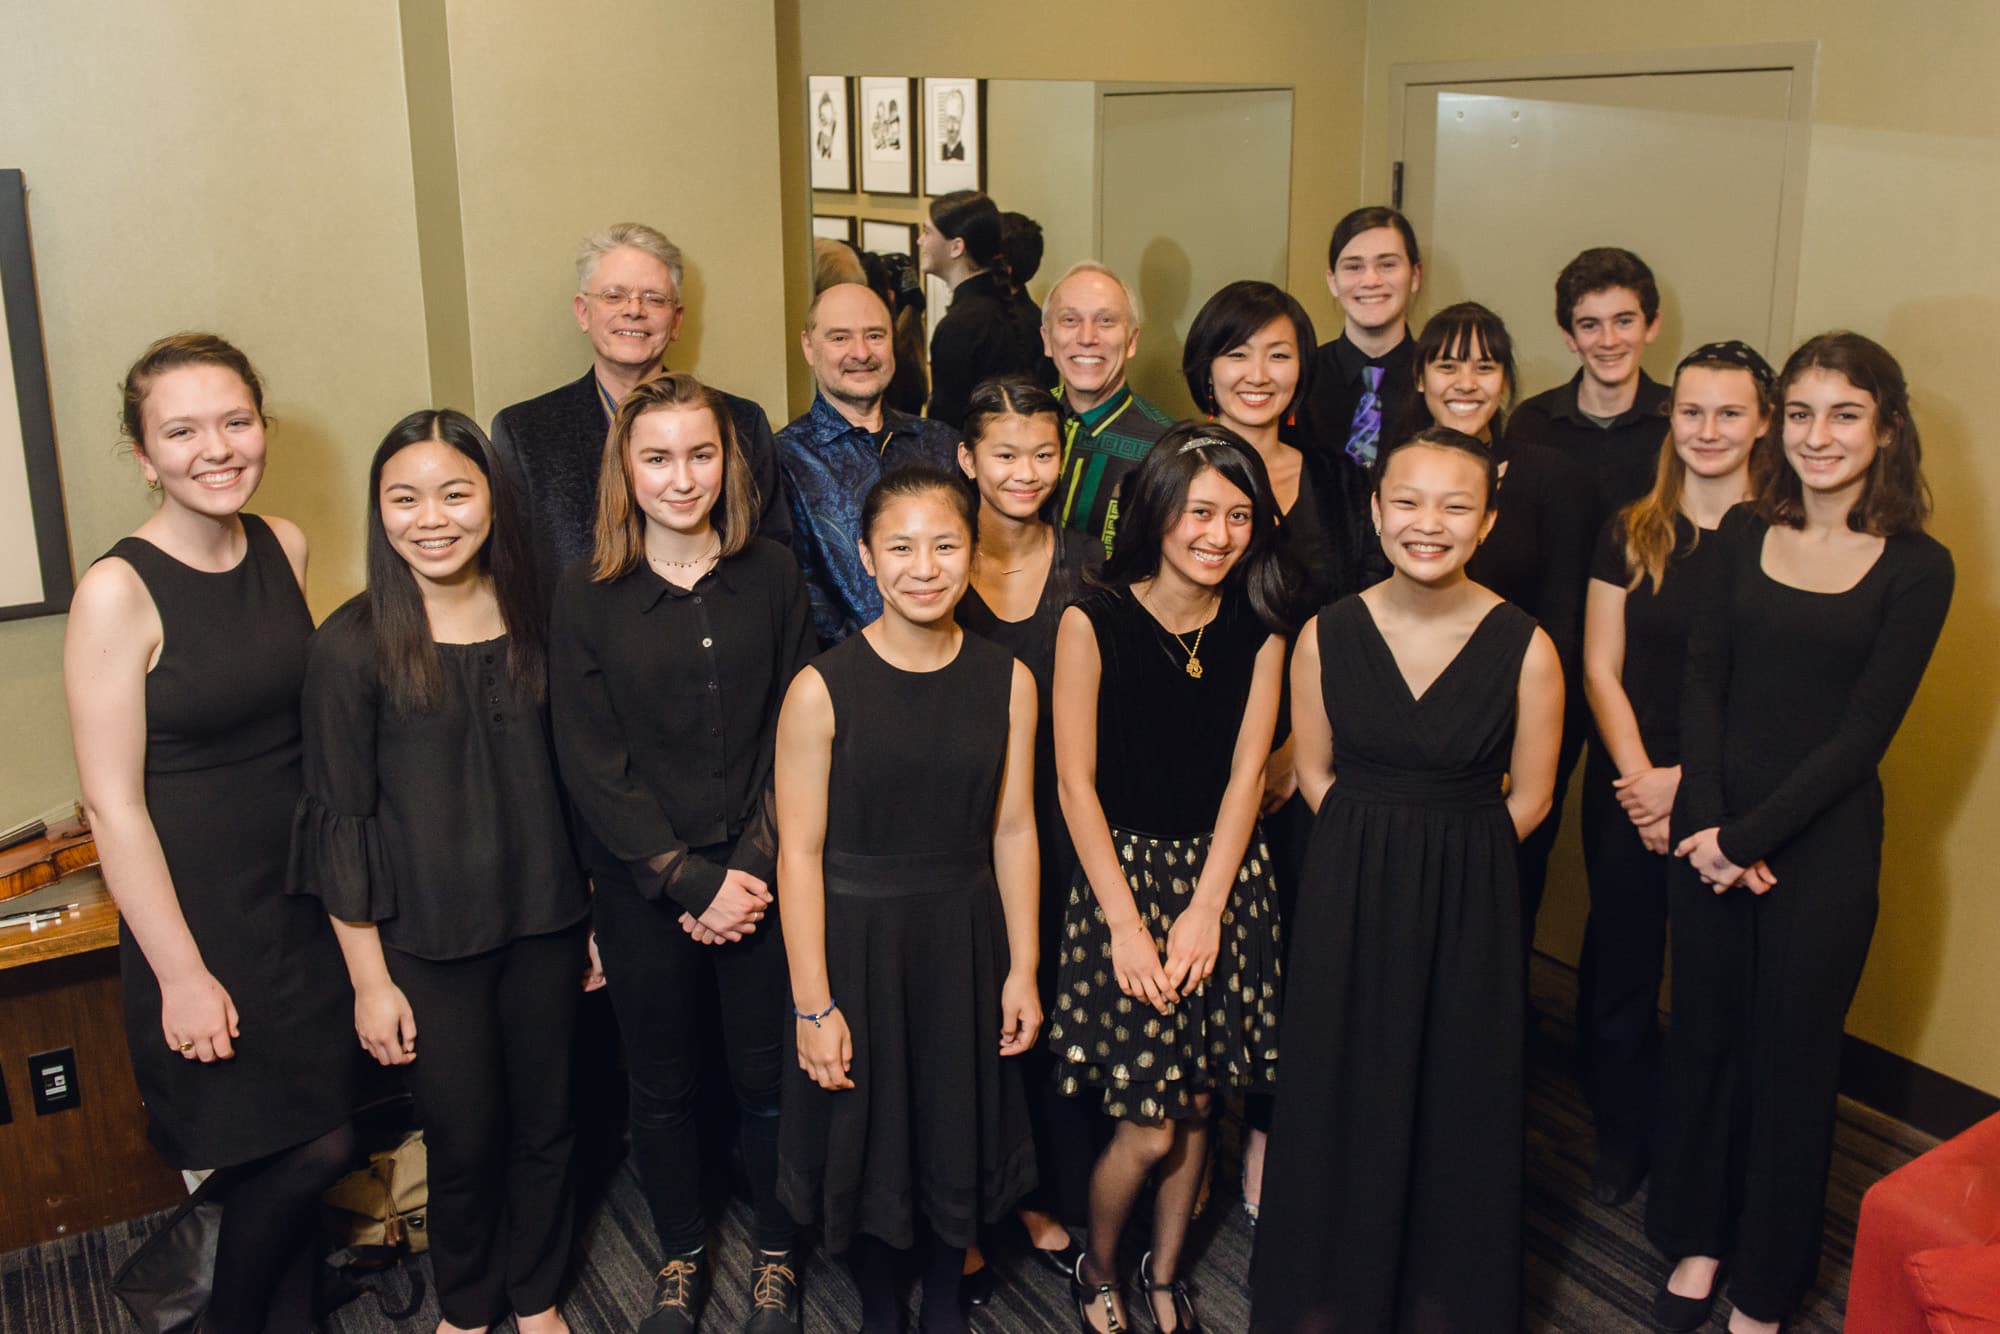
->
[1071, 1255, 1126, 1334]
[961, 1261, 994, 1308]
[1034, 1236, 1086, 1281]
[1130, 1250, 1201, 1334]
[1591, 1149, 1649, 1207]
[1650, 1265, 1722, 1333]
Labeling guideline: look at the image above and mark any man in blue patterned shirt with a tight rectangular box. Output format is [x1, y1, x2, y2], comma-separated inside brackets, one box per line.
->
[776, 282, 958, 645]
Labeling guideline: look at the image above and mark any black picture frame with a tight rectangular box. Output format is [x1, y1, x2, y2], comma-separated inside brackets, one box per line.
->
[807, 75, 855, 193]
[921, 78, 987, 196]
[0, 170, 72, 622]
[857, 76, 918, 197]
[812, 214, 858, 244]
[858, 219, 918, 258]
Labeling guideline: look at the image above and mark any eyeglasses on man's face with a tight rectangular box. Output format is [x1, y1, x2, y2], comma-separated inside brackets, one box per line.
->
[586, 288, 678, 311]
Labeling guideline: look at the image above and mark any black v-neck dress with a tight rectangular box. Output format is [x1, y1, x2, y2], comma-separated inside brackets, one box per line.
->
[1251, 594, 1535, 1334]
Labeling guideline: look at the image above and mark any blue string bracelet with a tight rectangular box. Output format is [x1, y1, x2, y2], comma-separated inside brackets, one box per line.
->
[793, 999, 837, 1028]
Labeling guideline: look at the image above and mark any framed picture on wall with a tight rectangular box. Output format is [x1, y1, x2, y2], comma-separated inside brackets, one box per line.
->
[0, 170, 72, 621]
[857, 76, 917, 196]
[859, 219, 917, 257]
[921, 78, 985, 195]
[807, 75, 854, 192]
[812, 215, 857, 244]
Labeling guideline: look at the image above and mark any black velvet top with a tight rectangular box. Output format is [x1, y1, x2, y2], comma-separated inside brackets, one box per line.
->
[1073, 583, 1272, 839]
[289, 599, 588, 960]
[1588, 513, 1729, 765]
[1678, 506, 1953, 866]
[548, 538, 814, 916]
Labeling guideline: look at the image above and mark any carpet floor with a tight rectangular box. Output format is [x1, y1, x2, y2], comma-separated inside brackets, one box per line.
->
[0, 956, 1932, 1332]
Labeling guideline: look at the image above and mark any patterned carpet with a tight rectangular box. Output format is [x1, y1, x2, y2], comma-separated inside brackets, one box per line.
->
[0, 956, 1933, 1332]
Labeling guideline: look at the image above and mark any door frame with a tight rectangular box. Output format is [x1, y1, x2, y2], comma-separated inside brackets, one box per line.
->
[1388, 44, 1816, 352]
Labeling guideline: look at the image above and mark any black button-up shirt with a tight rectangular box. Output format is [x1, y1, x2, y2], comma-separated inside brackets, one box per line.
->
[549, 538, 813, 915]
[1507, 370, 1672, 533]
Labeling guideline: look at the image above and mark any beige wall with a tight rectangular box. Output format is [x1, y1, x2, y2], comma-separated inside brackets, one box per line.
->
[0, 4, 431, 823]
[779, 0, 1373, 415]
[1363, 0, 2000, 1093]
[441, 0, 793, 428]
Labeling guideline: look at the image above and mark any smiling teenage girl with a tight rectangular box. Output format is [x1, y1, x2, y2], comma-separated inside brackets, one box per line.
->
[1249, 426, 1563, 1333]
[65, 335, 358, 1334]
[1049, 426, 1292, 1334]
[774, 465, 1041, 1334]
[1648, 333, 1953, 1334]
[294, 410, 588, 1334]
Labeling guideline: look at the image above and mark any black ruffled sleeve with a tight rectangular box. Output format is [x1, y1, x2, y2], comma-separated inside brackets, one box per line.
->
[287, 599, 399, 922]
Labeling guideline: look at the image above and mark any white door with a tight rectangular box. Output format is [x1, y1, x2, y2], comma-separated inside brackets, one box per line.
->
[1099, 87, 1294, 418]
[1399, 69, 1799, 397]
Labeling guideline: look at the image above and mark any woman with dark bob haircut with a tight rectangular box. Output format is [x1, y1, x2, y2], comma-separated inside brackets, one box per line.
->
[292, 408, 590, 1333]
[1647, 332, 1952, 1334]
[1049, 423, 1292, 1333]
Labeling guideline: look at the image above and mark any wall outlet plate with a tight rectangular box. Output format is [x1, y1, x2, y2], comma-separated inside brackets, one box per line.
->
[28, 1048, 78, 1114]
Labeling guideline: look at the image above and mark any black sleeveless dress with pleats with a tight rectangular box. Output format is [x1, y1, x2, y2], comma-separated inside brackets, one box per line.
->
[1251, 595, 1535, 1334]
[102, 516, 358, 1168]
[775, 629, 1035, 1252]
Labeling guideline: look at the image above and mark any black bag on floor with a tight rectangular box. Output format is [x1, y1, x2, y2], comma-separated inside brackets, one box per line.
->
[110, 1175, 221, 1334]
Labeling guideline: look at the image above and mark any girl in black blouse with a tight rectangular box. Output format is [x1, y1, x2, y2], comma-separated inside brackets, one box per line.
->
[920, 190, 1044, 429]
[1049, 427, 1291, 1334]
[1578, 342, 1773, 1208]
[549, 373, 814, 1333]
[293, 409, 588, 1334]
[1403, 302, 1594, 950]
[955, 376, 1103, 1280]
[1648, 333, 1953, 1334]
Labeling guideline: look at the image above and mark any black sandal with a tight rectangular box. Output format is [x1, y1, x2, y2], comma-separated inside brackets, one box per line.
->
[1131, 1250, 1202, 1334]
[1071, 1254, 1125, 1334]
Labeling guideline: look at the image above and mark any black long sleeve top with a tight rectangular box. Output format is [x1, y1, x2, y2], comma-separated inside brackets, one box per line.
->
[926, 271, 1044, 430]
[1678, 506, 1953, 867]
[548, 538, 814, 915]
[288, 599, 589, 959]
[1467, 434, 1597, 675]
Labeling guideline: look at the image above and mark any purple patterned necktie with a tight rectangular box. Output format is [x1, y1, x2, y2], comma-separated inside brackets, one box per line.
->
[1346, 364, 1384, 467]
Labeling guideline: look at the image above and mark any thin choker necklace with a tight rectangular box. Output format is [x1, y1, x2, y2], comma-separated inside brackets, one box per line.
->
[649, 540, 719, 571]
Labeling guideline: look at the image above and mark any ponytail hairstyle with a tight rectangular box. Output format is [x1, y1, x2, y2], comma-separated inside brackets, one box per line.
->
[1372, 425, 1500, 510]
[121, 332, 267, 454]
[364, 410, 546, 714]
[1620, 341, 1775, 592]
[960, 374, 1062, 450]
[1756, 331, 1932, 536]
[1104, 421, 1298, 633]
[861, 462, 979, 545]
[931, 190, 1012, 292]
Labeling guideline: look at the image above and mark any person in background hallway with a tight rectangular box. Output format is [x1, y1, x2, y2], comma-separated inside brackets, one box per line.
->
[1403, 300, 1594, 953]
[999, 210, 1059, 389]
[776, 282, 957, 646]
[1042, 261, 1174, 554]
[551, 374, 813, 1333]
[955, 377, 1105, 1287]
[1293, 205, 1427, 600]
[489, 221, 790, 601]
[775, 466, 1042, 1334]
[813, 236, 867, 293]
[293, 409, 588, 1334]
[1049, 428, 1291, 1334]
[1251, 426, 1563, 1333]
[1577, 342, 1772, 1209]
[859, 248, 931, 418]
[1179, 279, 1342, 1225]
[1648, 332, 1953, 1334]
[65, 334, 357, 1334]
[920, 190, 1044, 430]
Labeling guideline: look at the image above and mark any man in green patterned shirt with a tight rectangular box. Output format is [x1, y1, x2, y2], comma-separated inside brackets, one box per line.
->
[1041, 261, 1175, 554]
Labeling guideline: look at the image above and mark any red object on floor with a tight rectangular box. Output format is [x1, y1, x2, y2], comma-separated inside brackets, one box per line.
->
[1849, 1111, 2000, 1333]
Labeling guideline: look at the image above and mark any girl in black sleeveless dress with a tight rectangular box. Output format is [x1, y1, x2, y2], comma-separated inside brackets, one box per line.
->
[1250, 427, 1565, 1334]
[955, 377, 1103, 1274]
[775, 466, 1041, 1334]
[1048, 425, 1292, 1334]
[64, 336, 356, 1334]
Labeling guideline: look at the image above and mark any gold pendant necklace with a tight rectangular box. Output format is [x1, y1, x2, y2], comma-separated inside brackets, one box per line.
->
[1175, 624, 1205, 679]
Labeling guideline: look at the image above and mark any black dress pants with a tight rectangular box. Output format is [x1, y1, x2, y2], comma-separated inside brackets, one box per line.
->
[385, 924, 586, 1328]
[1647, 786, 1882, 1323]
[1576, 746, 1668, 1164]
[592, 863, 797, 1256]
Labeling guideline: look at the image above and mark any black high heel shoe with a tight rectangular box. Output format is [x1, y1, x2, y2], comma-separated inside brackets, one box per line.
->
[1130, 1250, 1202, 1334]
[1071, 1254, 1125, 1334]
